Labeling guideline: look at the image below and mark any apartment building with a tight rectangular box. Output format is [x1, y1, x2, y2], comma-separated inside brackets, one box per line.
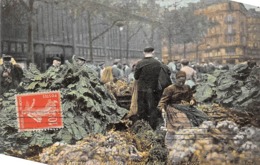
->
[168, 1, 260, 64]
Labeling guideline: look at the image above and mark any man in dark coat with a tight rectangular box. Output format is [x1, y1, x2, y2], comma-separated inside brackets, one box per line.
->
[0, 55, 23, 95]
[134, 47, 162, 129]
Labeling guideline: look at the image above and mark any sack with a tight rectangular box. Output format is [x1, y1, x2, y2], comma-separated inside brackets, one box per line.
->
[125, 80, 138, 119]
[157, 65, 172, 91]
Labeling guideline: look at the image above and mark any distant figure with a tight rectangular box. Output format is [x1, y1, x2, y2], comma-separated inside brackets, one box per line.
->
[45, 56, 63, 80]
[98, 62, 105, 78]
[49, 56, 61, 69]
[85, 59, 99, 73]
[112, 60, 123, 81]
[167, 59, 178, 83]
[127, 64, 136, 83]
[207, 62, 216, 74]
[0, 55, 23, 95]
[123, 63, 131, 79]
[133, 47, 162, 130]
[0, 55, 17, 65]
[247, 60, 257, 69]
[219, 64, 229, 70]
[180, 59, 197, 89]
[75, 56, 87, 66]
[198, 62, 208, 73]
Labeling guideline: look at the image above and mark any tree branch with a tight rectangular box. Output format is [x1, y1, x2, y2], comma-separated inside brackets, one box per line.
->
[92, 20, 119, 42]
[128, 25, 142, 42]
[18, 0, 30, 12]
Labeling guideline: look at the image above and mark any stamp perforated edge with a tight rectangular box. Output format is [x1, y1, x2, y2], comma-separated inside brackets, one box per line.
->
[15, 90, 64, 132]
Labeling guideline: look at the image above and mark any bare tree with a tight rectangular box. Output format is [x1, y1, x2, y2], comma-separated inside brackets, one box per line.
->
[16, 0, 66, 64]
[160, 4, 210, 60]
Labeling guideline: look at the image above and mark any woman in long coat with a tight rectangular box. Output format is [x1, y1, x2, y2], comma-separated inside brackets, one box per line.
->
[158, 71, 208, 148]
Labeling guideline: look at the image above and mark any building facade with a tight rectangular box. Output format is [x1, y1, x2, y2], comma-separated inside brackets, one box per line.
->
[164, 1, 260, 64]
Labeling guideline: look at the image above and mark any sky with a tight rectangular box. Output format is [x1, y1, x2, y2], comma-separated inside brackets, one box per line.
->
[155, 0, 199, 8]
[231, 0, 260, 8]
[155, 0, 260, 10]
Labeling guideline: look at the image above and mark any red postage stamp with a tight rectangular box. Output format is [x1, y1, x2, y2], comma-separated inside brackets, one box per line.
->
[15, 91, 63, 132]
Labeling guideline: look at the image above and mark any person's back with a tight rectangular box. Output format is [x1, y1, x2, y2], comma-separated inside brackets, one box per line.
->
[180, 60, 197, 82]
[133, 47, 161, 130]
[158, 63, 172, 96]
[167, 61, 177, 73]
[180, 60, 197, 89]
[123, 64, 131, 79]
[112, 62, 122, 80]
[127, 64, 136, 83]
[134, 57, 161, 90]
[181, 65, 196, 81]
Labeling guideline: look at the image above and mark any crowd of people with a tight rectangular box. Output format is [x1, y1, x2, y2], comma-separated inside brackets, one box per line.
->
[0, 48, 257, 154]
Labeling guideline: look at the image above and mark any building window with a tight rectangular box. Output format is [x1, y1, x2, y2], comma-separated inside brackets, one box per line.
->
[225, 25, 236, 35]
[17, 43, 22, 52]
[3, 42, 8, 52]
[226, 47, 236, 55]
[228, 25, 232, 33]
[216, 37, 219, 44]
[227, 14, 233, 22]
[11, 43, 16, 52]
[225, 14, 235, 23]
[242, 36, 246, 45]
[225, 36, 235, 43]
[252, 50, 257, 55]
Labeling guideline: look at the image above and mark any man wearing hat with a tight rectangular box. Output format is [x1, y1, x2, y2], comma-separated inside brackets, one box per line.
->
[133, 47, 162, 130]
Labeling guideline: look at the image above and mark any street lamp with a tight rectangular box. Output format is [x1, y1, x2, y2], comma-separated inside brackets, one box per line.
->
[119, 26, 123, 59]
[116, 21, 124, 60]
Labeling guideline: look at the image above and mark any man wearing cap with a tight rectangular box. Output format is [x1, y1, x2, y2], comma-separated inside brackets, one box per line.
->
[45, 56, 62, 78]
[76, 56, 87, 66]
[0, 55, 23, 95]
[133, 47, 162, 130]
[50, 56, 62, 68]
